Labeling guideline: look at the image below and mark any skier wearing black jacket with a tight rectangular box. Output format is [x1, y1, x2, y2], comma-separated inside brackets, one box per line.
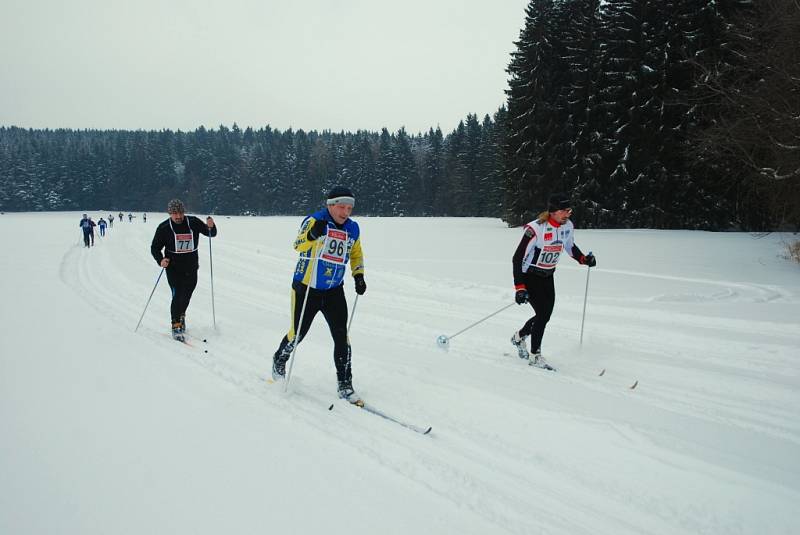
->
[150, 199, 217, 340]
[510, 193, 596, 370]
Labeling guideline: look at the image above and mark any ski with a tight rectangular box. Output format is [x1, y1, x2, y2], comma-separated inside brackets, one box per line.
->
[530, 360, 556, 372]
[165, 332, 194, 347]
[183, 333, 210, 353]
[503, 351, 556, 371]
[504, 353, 640, 387]
[330, 401, 432, 436]
[597, 369, 639, 389]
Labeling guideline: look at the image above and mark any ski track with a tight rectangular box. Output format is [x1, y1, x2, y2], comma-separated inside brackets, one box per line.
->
[55, 219, 800, 535]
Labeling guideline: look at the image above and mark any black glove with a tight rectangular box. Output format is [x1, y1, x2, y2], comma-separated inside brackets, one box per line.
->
[354, 274, 367, 295]
[307, 219, 328, 241]
[581, 253, 597, 267]
[515, 289, 528, 304]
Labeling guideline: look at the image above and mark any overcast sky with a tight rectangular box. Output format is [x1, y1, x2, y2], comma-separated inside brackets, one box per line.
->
[0, 0, 529, 134]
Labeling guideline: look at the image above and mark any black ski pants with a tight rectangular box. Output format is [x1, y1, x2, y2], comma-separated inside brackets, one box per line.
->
[82, 230, 91, 247]
[518, 271, 556, 353]
[275, 282, 351, 383]
[166, 266, 198, 324]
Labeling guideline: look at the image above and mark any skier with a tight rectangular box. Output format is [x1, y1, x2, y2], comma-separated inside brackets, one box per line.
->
[150, 199, 217, 341]
[119, 212, 123, 222]
[128, 213, 134, 222]
[510, 193, 596, 369]
[87, 217, 97, 245]
[108, 214, 114, 228]
[78, 214, 93, 247]
[271, 185, 366, 404]
[98, 217, 107, 237]
[143, 213, 147, 223]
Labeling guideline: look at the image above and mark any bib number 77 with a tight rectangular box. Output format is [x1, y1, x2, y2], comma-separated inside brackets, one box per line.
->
[174, 232, 195, 253]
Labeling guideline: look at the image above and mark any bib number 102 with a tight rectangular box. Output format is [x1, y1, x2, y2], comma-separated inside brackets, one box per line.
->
[539, 251, 559, 264]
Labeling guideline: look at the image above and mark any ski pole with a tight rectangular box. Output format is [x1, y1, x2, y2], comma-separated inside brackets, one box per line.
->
[208, 233, 216, 330]
[134, 268, 165, 332]
[284, 240, 324, 392]
[579, 257, 592, 346]
[436, 301, 516, 349]
[347, 294, 360, 334]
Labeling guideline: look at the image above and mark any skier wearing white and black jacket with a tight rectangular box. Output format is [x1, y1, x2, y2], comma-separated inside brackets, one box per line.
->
[510, 193, 596, 368]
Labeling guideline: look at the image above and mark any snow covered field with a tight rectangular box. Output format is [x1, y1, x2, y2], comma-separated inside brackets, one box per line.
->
[1, 211, 799, 535]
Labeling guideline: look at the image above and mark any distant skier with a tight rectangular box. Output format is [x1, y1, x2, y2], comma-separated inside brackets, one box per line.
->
[510, 193, 596, 370]
[98, 217, 107, 237]
[270, 185, 366, 404]
[87, 217, 97, 245]
[108, 214, 114, 228]
[119, 212, 123, 222]
[143, 213, 147, 223]
[78, 214, 93, 247]
[128, 213, 134, 222]
[150, 199, 217, 342]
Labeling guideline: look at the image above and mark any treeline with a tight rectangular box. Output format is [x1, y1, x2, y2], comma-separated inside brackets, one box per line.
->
[0, 112, 507, 217]
[504, 0, 799, 231]
[1, 0, 798, 230]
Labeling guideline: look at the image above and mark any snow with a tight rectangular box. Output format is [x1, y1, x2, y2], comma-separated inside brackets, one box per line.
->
[1, 212, 799, 535]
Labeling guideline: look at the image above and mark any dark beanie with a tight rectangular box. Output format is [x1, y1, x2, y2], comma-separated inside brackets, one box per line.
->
[326, 186, 355, 206]
[547, 193, 571, 212]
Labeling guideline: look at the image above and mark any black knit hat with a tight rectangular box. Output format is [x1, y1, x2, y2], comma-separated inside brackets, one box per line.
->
[547, 193, 571, 212]
[326, 186, 355, 206]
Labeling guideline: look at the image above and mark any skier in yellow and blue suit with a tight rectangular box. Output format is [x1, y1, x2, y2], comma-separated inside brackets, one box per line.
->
[271, 185, 366, 403]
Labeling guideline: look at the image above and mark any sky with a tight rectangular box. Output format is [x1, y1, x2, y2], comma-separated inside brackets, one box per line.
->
[0, 0, 530, 134]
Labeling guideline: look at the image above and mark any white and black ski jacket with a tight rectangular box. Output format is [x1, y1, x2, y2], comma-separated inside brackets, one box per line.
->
[512, 217, 585, 289]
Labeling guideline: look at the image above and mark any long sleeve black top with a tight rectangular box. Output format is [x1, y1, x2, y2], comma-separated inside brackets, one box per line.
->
[150, 215, 217, 270]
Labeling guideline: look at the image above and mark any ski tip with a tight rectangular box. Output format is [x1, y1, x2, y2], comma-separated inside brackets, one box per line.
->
[598, 368, 606, 376]
[328, 404, 334, 411]
[629, 380, 638, 390]
[423, 427, 433, 435]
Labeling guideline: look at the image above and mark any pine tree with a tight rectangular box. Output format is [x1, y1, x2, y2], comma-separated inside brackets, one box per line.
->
[504, 0, 567, 225]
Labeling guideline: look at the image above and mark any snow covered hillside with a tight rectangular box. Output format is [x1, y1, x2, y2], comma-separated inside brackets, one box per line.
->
[1, 212, 799, 535]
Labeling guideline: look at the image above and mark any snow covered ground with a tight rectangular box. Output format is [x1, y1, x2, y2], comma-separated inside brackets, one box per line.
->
[1, 211, 799, 535]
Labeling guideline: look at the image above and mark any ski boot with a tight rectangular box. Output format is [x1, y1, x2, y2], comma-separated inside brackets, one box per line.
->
[271, 341, 294, 381]
[337, 380, 364, 407]
[529, 351, 555, 371]
[271, 358, 286, 381]
[510, 331, 530, 360]
[171, 321, 185, 343]
[179, 314, 186, 333]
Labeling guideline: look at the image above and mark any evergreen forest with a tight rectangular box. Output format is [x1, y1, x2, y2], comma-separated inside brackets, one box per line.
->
[1, 0, 797, 231]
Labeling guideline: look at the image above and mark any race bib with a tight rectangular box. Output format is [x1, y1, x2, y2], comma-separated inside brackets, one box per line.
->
[535, 243, 562, 269]
[321, 228, 348, 264]
[174, 232, 195, 253]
